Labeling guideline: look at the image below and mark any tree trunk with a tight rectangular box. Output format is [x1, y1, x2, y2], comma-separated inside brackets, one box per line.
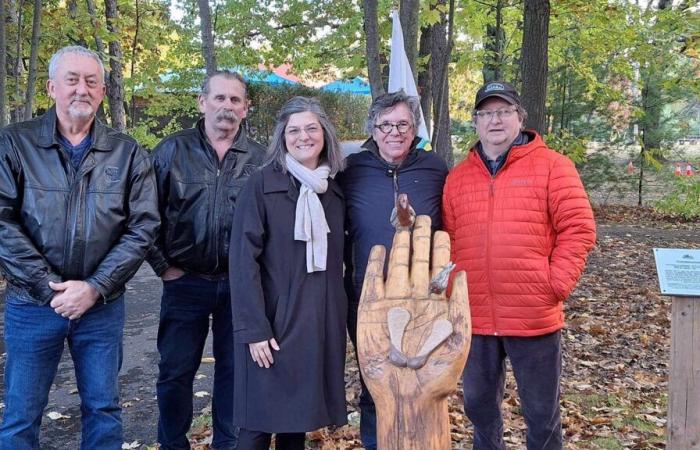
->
[68, 0, 88, 46]
[399, 0, 419, 79]
[68, 0, 78, 16]
[430, 0, 454, 166]
[520, 0, 550, 134]
[417, 26, 432, 131]
[129, 0, 141, 127]
[637, 0, 670, 206]
[197, 0, 217, 75]
[0, 0, 7, 126]
[104, 0, 126, 131]
[483, 0, 505, 82]
[86, 0, 105, 54]
[85, 0, 108, 123]
[558, 64, 567, 131]
[363, 0, 384, 99]
[24, 0, 41, 120]
[8, 0, 23, 123]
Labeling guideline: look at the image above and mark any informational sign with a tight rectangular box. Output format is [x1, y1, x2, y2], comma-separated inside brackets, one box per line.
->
[653, 248, 700, 297]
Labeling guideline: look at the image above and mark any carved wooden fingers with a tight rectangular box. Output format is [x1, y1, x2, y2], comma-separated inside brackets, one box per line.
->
[356, 215, 472, 450]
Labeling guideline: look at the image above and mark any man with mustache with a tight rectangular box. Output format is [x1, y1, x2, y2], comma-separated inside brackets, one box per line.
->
[0, 45, 159, 449]
[147, 70, 265, 450]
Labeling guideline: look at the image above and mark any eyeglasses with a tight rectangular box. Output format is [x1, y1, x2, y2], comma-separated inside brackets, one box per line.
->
[474, 107, 518, 121]
[374, 121, 413, 134]
[285, 125, 322, 137]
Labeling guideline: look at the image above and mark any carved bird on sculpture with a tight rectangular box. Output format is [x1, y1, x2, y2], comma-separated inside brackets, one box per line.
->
[429, 262, 456, 295]
[390, 193, 416, 231]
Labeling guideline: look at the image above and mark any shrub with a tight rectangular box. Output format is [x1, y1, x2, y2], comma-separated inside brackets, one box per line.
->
[246, 83, 371, 144]
[654, 173, 700, 219]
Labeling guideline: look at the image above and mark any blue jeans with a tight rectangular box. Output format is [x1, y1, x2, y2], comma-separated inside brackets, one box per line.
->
[462, 332, 563, 450]
[347, 300, 377, 450]
[0, 291, 125, 450]
[156, 274, 236, 450]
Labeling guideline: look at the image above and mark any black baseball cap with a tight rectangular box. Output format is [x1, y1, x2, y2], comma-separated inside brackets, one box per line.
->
[474, 81, 521, 109]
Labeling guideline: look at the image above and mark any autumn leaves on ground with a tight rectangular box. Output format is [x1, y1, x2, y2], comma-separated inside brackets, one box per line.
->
[187, 206, 699, 450]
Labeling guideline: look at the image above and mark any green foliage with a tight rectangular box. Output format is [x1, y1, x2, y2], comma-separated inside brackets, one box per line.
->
[655, 173, 700, 219]
[544, 129, 587, 163]
[129, 122, 162, 150]
[449, 119, 476, 163]
[1, 0, 696, 192]
[451, 0, 523, 85]
[550, 2, 697, 149]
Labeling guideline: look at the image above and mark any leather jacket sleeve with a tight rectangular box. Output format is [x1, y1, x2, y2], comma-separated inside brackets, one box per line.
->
[145, 148, 170, 277]
[85, 149, 160, 299]
[0, 135, 62, 304]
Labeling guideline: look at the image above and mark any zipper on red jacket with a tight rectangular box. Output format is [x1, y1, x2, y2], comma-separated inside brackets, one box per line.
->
[472, 150, 500, 335]
[477, 147, 517, 336]
[487, 177, 498, 335]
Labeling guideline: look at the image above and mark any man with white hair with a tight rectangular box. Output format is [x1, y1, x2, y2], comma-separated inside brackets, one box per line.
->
[0, 45, 159, 449]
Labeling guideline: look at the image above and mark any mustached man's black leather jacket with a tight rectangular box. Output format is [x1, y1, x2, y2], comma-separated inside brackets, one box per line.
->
[146, 119, 265, 278]
[0, 106, 159, 304]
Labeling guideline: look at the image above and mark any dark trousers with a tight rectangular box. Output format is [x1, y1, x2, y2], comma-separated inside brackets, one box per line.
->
[236, 429, 305, 450]
[462, 332, 563, 450]
[347, 300, 377, 450]
[156, 274, 236, 450]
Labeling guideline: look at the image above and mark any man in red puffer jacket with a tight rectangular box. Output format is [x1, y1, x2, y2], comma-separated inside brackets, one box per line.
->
[443, 81, 596, 449]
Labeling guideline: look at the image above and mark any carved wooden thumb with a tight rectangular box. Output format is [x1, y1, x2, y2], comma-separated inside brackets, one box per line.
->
[357, 215, 472, 450]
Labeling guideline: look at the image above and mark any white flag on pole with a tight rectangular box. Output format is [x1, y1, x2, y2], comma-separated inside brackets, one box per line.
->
[388, 10, 430, 141]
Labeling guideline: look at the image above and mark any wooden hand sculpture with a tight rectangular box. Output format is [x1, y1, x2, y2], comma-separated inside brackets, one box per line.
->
[357, 215, 471, 450]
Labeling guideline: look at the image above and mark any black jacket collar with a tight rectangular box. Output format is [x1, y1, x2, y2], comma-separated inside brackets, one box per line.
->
[37, 106, 113, 152]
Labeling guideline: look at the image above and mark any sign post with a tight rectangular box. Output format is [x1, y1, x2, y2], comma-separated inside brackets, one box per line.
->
[653, 248, 700, 449]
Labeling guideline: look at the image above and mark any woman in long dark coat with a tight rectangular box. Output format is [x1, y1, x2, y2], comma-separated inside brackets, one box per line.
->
[229, 97, 348, 450]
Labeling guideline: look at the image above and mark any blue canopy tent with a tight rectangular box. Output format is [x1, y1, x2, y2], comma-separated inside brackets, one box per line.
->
[321, 77, 371, 96]
[150, 68, 300, 92]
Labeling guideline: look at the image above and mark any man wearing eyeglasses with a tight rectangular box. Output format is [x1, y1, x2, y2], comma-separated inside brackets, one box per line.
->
[442, 81, 596, 449]
[336, 90, 447, 450]
[146, 70, 265, 450]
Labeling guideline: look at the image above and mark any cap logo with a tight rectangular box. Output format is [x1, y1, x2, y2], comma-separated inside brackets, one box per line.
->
[484, 83, 505, 92]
